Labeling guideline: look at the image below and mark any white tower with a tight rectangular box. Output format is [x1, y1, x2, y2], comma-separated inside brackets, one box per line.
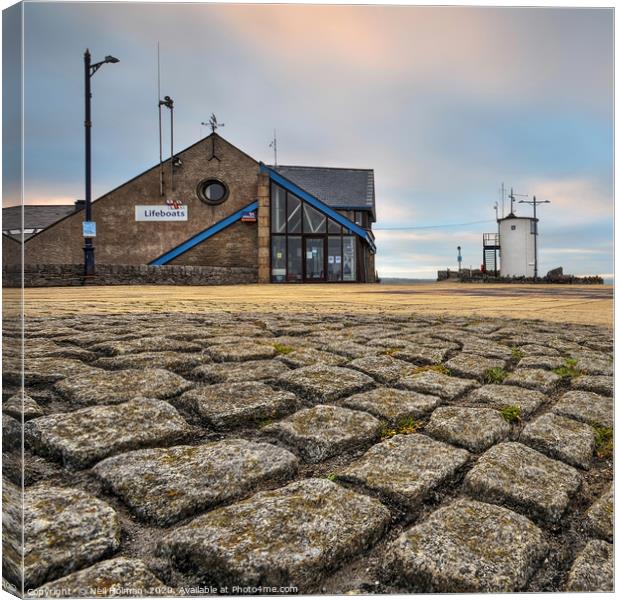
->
[498, 215, 537, 277]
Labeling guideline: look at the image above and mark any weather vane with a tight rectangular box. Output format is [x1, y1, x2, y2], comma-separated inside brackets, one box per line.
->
[202, 113, 225, 160]
[202, 113, 225, 134]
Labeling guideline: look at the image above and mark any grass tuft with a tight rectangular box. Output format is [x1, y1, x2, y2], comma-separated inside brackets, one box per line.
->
[380, 416, 422, 439]
[593, 425, 613, 459]
[411, 364, 450, 376]
[511, 346, 525, 361]
[483, 367, 507, 384]
[273, 343, 294, 355]
[553, 357, 582, 379]
[499, 405, 521, 423]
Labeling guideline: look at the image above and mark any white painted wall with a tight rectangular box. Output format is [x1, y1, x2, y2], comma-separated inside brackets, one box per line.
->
[499, 217, 536, 277]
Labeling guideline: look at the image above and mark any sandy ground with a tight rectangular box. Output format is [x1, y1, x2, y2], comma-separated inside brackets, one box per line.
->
[3, 282, 612, 326]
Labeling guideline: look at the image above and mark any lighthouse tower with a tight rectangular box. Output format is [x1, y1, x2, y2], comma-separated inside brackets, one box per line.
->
[497, 213, 537, 277]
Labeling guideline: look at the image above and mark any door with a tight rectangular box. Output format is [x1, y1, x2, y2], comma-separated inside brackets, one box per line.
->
[304, 238, 325, 281]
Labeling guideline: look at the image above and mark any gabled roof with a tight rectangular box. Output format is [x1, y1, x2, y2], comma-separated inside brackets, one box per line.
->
[271, 165, 375, 221]
[262, 164, 376, 252]
[2, 204, 77, 239]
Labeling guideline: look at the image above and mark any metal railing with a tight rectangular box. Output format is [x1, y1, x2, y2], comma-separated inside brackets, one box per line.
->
[483, 232, 500, 247]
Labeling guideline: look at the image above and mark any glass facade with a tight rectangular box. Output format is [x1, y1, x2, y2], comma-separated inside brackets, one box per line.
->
[270, 183, 358, 283]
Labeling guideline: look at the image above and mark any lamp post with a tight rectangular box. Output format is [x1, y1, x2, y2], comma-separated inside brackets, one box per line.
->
[83, 49, 119, 277]
[519, 196, 550, 282]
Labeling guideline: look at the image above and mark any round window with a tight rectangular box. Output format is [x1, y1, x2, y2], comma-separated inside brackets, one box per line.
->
[197, 179, 229, 205]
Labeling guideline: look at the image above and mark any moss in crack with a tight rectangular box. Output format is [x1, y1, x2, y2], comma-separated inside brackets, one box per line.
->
[499, 405, 521, 424]
[553, 357, 582, 379]
[483, 367, 507, 384]
[411, 364, 450, 376]
[511, 346, 525, 361]
[273, 343, 294, 355]
[593, 425, 613, 459]
[380, 416, 422, 440]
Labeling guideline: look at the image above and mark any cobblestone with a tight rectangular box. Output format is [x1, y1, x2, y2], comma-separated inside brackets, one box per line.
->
[565, 540, 613, 592]
[265, 405, 381, 462]
[468, 384, 546, 417]
[277, 364, 375, 403]
[425, 406, 510, 452]
[32, 558, 169, 598]
[94, 439, 298, 524]
[3, 485, 120, 589]
[192, 359, 288, 383]
[519, 412, 595, 469]
[176, 381, 299, 429]
[399, 370, 478, 400]
[337, 434, 469, 509]
[383, 498, 548, 592]
[552, 390, 613, 428]
[585, 486, 613, 542]
[157, 478, 390, 591]
[341, 387, 440, 423]
[10, 311, 612, 594]
[25, 399, 192, 468]
[444, 353, 507, 380]
[3, 393, 44, 420]
[571, 375, 613, 396]
[55, 368, 193, 405]
[503, 368, 561, 394]
[464, 442, 581, 523]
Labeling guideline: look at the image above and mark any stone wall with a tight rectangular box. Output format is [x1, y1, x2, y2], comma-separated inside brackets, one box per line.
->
[3, 263, 258, 288]
[168, 221, 257, 268]
[19, 134, 261, 268]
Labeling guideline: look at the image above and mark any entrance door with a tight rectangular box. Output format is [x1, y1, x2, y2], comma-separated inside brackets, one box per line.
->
[304, 238, 325, 281]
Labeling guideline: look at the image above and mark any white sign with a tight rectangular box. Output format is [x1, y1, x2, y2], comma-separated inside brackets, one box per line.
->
[135, 205, 187, 221]
[82, 221, 96, 237]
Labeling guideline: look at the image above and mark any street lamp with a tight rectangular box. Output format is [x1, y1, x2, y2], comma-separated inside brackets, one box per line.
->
[83, 49, 119, 277]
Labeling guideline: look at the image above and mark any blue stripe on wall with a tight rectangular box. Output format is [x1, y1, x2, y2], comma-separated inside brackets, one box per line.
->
[149, 200, 259, 265]
[260, 164, 376, 252]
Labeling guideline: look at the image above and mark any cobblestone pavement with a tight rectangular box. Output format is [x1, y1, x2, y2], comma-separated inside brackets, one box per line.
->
[2, 311, 613, 595]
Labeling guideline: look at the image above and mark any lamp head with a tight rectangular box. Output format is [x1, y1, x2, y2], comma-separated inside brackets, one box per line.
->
[105, 55, 120, 64]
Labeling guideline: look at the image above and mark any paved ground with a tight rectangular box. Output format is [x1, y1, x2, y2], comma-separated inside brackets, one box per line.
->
[2, 305, 613, 595]
[3, 281, 613, 325]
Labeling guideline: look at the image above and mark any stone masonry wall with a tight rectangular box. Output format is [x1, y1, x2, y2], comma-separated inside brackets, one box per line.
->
[20, 134, 261, 267]
[168, 221, 257, 268]
[2, 264, 257, 288]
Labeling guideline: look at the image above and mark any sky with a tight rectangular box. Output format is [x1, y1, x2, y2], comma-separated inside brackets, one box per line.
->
[3, 2, 614, 279]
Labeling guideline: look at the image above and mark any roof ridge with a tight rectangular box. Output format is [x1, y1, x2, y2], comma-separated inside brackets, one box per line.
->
[274, 165, 373, 172]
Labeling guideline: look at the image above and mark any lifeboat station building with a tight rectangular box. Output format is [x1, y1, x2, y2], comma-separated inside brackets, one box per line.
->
[3, 134, 377, 285]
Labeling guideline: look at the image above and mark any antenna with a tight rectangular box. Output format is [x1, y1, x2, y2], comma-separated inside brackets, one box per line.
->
[157, 42, 164, 196]
[519, 195, 551, 281]
[508, 187, 527, 215]
[493, 201, 499, 221]
[500, 182, 505, 218]
[269, 129, 278, 167]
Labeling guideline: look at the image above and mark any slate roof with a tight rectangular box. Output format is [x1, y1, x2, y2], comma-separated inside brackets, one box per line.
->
[272, 166, 375, 220]
[2, 205, 77, 240]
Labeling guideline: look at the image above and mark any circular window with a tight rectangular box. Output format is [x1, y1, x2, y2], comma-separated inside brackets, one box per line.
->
[197, 179, 229, 205]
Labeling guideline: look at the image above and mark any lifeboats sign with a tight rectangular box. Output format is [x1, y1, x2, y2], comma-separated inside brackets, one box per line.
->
[135, 205, 187, 221]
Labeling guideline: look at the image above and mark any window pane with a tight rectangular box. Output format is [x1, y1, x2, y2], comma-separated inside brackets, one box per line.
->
[287, 236, 303, 282]
[327, 218, 341, 234]
[354, 211, 363, 226]
[271, 236, 286, 282]
[287, 194, 302, 233]
[343, 236, 356, 281]
[303, 203, 326, 234]
[305, 238, 324, 280]
[327, 237, 342, 281]
[271, 185, 286, 233]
